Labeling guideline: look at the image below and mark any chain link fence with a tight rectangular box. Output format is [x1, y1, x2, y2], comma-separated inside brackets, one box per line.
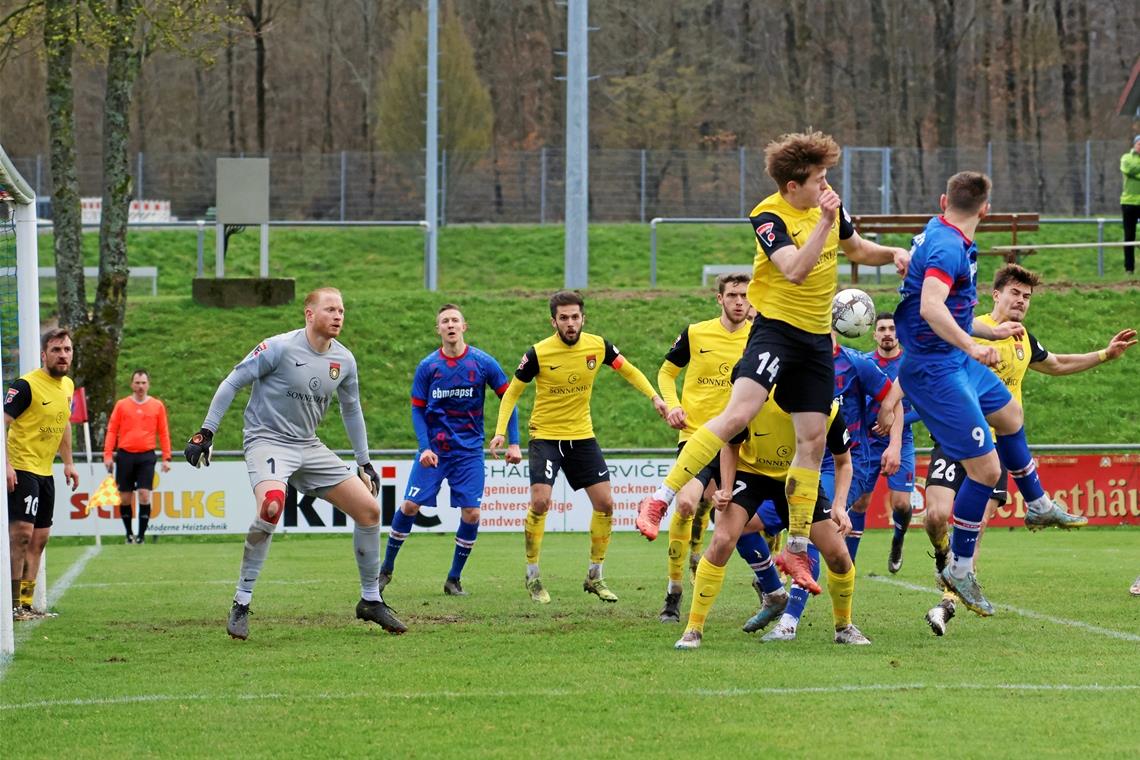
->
[11, 140, 1132, 223]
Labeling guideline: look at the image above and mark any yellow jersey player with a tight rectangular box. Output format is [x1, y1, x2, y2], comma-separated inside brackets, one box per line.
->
[638, 131, 908, 592]
[491, 291, 667, 603]
[924, 264, 1135, 634]
[654, 272, 751, 622]
[674, 389, 869, 649]
[4, 328, 79, 620]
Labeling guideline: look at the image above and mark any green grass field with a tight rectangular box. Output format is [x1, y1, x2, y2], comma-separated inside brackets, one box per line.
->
[2, 528, 1138, 757]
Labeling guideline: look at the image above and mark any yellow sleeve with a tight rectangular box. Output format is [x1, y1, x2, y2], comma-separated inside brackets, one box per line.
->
[614, 359, 659, 400]
[657, 360, 682, 410]
[495, 377, 527, 436]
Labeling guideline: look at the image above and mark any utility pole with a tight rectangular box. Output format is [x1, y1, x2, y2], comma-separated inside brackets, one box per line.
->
[563, 0, 588, 289]
[424, 0, 439, 291]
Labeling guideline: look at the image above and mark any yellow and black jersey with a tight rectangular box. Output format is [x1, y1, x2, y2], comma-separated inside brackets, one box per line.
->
[659, 317, 750, 442]
[4, 368, 74, 476]
[514, 332, 621, 440]
[973, 313, 1049, 405]
[736, 395, 850, 480]
[748, 191, 854, 334]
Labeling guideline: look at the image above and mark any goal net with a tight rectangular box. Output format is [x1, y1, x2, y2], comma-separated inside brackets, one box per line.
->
[0, 143, 40, 656]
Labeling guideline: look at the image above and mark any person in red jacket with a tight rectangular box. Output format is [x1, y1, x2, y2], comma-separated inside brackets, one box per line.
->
[103, 369, 172, 543]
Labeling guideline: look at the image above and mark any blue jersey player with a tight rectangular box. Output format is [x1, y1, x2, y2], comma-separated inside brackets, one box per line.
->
[852, 312, 921, 574]
[380, 304, 522, 596]
[894, 171, 1077, 617]
[832, 328, 901, 567]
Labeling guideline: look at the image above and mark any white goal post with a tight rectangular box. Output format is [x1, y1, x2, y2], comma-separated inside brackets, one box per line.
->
[1, 143, 41, 656]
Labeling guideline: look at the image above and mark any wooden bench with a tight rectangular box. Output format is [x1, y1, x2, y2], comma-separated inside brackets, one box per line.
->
[1, 265, 161, 296]
[851, 213, 1041, 279]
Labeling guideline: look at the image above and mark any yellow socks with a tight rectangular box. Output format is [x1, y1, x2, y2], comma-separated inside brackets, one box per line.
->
[827, 566, 856, 629]
[785, 465, 821, 538]
[685, 556, 726, 633]
[589, 511, 613, 564]
[524, 509, 547, 565]
[18, 579, 35, 608]
[689, 499, 713, 558]
[667, 512, 694, 582]
[665, 427, 725, 492]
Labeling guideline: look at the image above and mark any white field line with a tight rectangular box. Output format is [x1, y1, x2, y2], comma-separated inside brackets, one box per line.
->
[3, 682, 1139, 711]
[72, 578, 325, 588]
[865, 574, 1140, 642]
[0, 545, 101, 680]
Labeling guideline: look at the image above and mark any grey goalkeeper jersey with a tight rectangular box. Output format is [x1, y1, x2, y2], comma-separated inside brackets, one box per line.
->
[201, 328, 371, 464]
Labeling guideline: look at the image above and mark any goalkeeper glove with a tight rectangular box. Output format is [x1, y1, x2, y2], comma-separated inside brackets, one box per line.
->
[184, 428, 214, 468]
[357, 462, 380, 498]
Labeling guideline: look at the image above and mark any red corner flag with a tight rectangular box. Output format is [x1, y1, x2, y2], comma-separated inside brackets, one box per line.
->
[70, 387, 88, 424]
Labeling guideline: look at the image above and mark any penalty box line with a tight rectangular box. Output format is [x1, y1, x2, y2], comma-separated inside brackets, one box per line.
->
[865, 574, 1140, 642]
[3, 682, 1140, 711]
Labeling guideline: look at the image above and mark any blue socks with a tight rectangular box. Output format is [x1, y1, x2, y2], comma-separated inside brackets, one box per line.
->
[892, 507, 911, 541]
[845, 510, 866, 563]
[949, 476, 993, 574]
[449, 519, 479, 581]
[382, 510, 415, 573]
[995, 428, 1045, 503]
[735, 532, 782, 593]
[785, 543, 821, 623]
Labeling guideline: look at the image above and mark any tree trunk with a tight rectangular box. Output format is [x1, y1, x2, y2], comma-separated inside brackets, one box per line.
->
[81, 0, 141, 441]
[930, 0, 957, 150]
[869, 0, 892, 143]
[1001, 0, 1018, 143]
[244, 0, 271, 154]
[44, 0, 86, 330]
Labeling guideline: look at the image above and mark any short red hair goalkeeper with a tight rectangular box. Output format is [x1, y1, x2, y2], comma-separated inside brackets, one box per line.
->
[184, 287, 406, 639]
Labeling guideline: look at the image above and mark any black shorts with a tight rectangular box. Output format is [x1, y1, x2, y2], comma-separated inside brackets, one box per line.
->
[676, 442, 720, 490]
[529, 438, 610, 491]
[729, 470, 831, 524]
[734, 315, 833, 414]
[926, 443, 1009, 505]
[7, 470, 56, 529]
[114, 449, 158, 492]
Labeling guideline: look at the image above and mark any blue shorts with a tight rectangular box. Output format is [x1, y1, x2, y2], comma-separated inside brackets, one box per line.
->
[899, 352, 1011, 461]
[851, 437, 916, 499]
[404, 452, 485, 508]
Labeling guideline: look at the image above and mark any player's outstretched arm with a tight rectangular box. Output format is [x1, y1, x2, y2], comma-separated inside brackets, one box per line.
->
[840, 232, 910, 277]
[336, 363, 371, 467]
[612, 357, 666, 416]
[1031, 328, 1137, 376]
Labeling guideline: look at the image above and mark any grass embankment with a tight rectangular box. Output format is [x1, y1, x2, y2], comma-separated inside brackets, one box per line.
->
[32, 223, 1140, 449]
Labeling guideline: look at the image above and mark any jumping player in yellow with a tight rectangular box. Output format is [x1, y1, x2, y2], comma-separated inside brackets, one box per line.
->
[674, 389, 869, 649]
[638, 131, 908, 590]
[491, 291, 667, 603]
[654, 272, 752, 621]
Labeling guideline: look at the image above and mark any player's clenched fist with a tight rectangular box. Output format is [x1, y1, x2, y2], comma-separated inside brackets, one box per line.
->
[184, 428, 214, 468]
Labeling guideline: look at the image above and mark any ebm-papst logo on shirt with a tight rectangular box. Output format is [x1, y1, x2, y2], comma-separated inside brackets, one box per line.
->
[328, 361, 341, 380]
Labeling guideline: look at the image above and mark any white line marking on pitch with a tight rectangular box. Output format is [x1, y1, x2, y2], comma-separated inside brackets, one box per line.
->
[0, 545, 102, 680]
[3, 682, 1139, 711]
[72, 578, 325, 589]
[866, 574, 1140, 642]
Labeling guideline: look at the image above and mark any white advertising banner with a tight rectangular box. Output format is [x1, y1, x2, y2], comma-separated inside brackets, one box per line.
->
[49, 458, 675, 536]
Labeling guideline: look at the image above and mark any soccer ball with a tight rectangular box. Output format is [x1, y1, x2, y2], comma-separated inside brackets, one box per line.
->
[832, 288, 875, 338]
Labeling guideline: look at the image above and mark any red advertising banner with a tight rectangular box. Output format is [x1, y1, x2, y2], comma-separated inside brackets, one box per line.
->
[863, 453, 1140, 529]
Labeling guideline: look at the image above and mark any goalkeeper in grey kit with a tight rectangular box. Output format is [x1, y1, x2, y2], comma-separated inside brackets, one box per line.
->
[184, 287, 406, 638]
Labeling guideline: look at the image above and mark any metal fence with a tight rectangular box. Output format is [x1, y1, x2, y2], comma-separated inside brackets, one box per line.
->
[11, 140, 1133, 223]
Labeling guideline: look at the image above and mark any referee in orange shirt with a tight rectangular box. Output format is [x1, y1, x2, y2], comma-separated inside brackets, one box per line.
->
[103, 369, 172, 543]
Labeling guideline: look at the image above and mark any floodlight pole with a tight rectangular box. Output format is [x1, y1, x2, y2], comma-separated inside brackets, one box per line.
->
[563, 0, 589, 289]
[424, 0, 440, 291]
